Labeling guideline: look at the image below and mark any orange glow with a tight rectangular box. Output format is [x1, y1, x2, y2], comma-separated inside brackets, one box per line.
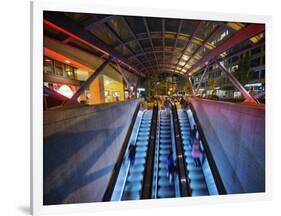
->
[43, 47, 93, 72]
[43, 20, 109, 56]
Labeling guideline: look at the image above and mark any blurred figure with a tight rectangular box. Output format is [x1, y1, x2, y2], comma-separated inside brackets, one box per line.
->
[191, 137, 200, 167]
[180, 97, 188, 111]
[128, 144, 136, 167]
[163, 97, 171, 116]
[166, 151, 176, 184]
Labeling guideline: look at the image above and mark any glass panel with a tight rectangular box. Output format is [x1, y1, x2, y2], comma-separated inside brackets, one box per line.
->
[115, 45, 131, 58]
[139, 39, 151, 49]
[152, 38, 162, 47]
[107, 17, 133, 41]
[65, 65, 75, 79]
[43, 57, 53, 75]
[127, 40, 141, 53]
[195, 21, 217, 40]
[54, 61, 64, 76]
[165, 38, 175, 47]
[186, 42, 199, 53]
[91, 26, 119, 46]
[175, 39, 186, 49]
[181, 20, 196, 35]
[147, 17, 162, 32]
[125, 16, 146, 34]
[166, 19, 178, 32]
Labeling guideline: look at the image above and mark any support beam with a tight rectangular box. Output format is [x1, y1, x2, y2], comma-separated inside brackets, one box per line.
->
[179, 24, 221, 73]
[188, 76, 195, 95]
[214, 58, 258, 104]
[195, 62, 210, 94]
[65, 56, 112, 105]
[187, 24, 265, 75]
[115, 59, 130, 89]
[44, 12, 145, 77]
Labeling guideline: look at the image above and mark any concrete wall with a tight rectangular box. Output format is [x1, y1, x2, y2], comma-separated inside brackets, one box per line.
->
[189, 97, 265, 194]
[43, 100, 139, 205]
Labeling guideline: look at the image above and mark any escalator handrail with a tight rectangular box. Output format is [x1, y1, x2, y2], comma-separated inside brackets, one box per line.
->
[118, 110, 147, 200]
[102, 103, 141, 201]
[188, 101, 227, 195]
[171, 104, 191, 197]
[153, 111, 161, 198]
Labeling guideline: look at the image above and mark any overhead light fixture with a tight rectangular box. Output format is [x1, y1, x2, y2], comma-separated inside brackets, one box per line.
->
[44, 59, 51, 62]
[65, 60, 71, 64]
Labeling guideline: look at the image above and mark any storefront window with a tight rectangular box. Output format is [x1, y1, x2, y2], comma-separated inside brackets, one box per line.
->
[43, 57, 53, 75]
[65, 65, 75, 79]
[54, 61, 64, 76]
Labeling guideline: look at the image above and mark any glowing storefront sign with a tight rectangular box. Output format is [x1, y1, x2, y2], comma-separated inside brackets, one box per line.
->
[57, 85, 74, 98]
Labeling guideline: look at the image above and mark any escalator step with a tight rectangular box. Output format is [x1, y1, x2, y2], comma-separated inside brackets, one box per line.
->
[191, 189, 209, 196]
[158, 187, 175, 198]
[136, 146, 148, 152]
[159, 149, 170, 155]
[187, 163, 202, 171]
[125, 182, 142, 192]
[136, 141, 148, 146]
[158, 168, 168, 177]
[127, 173, 143, 182]
[134, 158, 146, 165]
[135, 152, 146, 158]
[138, 132, 150, 136]
[137, 136, 149, 140]
[139, 128, 150, 132]
[158, 177, 171, 187]
[122, 191, 141, 200]
[130, 165, 145, 172]
[190, 181, 208, 191]
[188, 172, 205, 180]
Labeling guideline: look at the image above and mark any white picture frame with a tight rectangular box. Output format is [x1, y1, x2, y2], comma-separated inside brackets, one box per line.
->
[31, 0, 272, 215]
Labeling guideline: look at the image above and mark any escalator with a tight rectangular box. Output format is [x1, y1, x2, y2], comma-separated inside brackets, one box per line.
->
[109, 109, 154, 201]
[121, 110, 153, 200]
[177, 110, 209, 196]
[152, 110, 177, 198]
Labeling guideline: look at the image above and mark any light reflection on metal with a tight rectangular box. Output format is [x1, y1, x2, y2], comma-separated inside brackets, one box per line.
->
[195, 62, 210, 94]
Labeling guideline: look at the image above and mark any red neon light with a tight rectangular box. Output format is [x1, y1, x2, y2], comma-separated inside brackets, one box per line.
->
[43, 19, 108, 56]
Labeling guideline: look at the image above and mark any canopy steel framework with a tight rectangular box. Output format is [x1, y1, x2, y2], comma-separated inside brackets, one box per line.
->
[44, 11, 265, 79]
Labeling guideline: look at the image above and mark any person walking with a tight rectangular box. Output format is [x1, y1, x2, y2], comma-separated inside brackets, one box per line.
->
[166, 151, 175, 184]
[190, 124, 197, 147]
[191, 137, 200, 167]
[163, 97, 171, 116]
[180, 97, 187, 111]
[128, 144, 136, 167]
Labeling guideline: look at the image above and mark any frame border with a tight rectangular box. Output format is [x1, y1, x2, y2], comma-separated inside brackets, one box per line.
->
[31, 0, 272, 215]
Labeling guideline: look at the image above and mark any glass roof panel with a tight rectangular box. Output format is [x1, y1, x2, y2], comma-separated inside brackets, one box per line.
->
[90, 26, 119, 46]
[152, 38, 163, 47]
[139, 39, 151, 49]
[176, 39, 186, 49]
[181, 20, 196, 35]
[107, 17, 134, 41]
[125, 16, 146, 34]
[64, 12, 89, 22]
[147, 17, 162, 32]
[166, 19, 179, 32]
[126, 40, 142, 53]
[114, 46, 131, 58]
[186, 42, 200, 54]
[165, 38, 175, 47]
[195, 21, 218, 40]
